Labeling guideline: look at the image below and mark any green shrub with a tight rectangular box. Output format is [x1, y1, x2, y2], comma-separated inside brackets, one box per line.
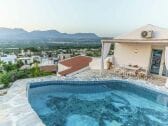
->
[14, 70, 31, 79]
[0, 66, 53, 88]
[0, 70, 31, 87]
[0, 73, 13, 87]
[3, 62, 17, 72]
[38, 71, 53, 76]
[30, 63, 40, 77]
[16, 60, 24, 69]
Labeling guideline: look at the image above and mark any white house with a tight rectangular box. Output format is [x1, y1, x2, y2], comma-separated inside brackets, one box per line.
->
[18, 57, 32, 65]
[0, 54, 17, 64]
[101, 24, 168, 77]
[57, 54, 71, 60]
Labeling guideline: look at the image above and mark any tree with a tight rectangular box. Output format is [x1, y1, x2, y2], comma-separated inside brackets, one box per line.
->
[31, 61, 40, 77]
[3, 62, 17, 72]
[16, 60, 24, 69]
[0, 61, 5, 73]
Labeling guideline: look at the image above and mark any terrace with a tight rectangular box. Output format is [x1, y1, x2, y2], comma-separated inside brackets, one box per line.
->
[0, 69, 168, 126]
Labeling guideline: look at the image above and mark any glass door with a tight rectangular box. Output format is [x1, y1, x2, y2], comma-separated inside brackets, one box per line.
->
[150, 49, 162, 74]
[162, 63, 168, 76]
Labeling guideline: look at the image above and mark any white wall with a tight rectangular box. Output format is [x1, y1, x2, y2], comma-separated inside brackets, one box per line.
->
[89, 58, 101, 70]
[114, 43, 152, 69]
[57, 63, 70, 73]
[89, 57, 113, 70]
[0, 55, 17, 64]
[57, 64, 89, 76]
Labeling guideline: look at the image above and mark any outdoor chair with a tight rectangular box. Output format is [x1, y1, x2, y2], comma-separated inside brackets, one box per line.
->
[137, 68, 148, 79]
[126, 70, 137, 77]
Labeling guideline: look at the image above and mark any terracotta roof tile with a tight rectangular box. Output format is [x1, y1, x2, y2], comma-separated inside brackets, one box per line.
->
[58, 56, 92, 76]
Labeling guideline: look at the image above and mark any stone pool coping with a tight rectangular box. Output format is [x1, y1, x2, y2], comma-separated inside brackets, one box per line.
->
[0, 74, 168, 126]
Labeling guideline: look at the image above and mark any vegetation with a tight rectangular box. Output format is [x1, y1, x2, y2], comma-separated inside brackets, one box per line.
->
[0, 40, 101, 49]
[86, 44, 114, 57]
[24, 47, 39, 52]
[0, 61, 53, 88]
[86, 48, 101, 57]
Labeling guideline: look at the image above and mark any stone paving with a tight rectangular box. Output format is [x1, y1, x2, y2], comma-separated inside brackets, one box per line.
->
[0, 69, 168, 126]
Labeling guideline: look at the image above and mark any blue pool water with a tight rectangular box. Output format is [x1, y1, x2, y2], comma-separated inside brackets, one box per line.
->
[28, 80, 168, 126]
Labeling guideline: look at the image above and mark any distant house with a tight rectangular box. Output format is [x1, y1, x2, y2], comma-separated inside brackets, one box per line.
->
[57, 54, 71, 60]
[18, 49, 34, 57]
[18, 57, 32, 65]
[0, 54, 17, 64]
[41, 57, 58, 65]
[101, 24, 168, 76]
[38, 57, 58, 74]
[58, 56, 92, 76]
[18, 56, 41, 65]
[31, 56, 41, 63]
[19, 55, 58, 71]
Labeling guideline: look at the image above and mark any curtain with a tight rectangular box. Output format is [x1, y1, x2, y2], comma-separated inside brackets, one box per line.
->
[165, 47, 168, 70]
[165, 47, 168, 87]
[102, 43, 112, 59]
[101, 42, 112, 70]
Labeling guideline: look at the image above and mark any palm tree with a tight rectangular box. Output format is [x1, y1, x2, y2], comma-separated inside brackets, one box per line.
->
[31, 60, 40, 77]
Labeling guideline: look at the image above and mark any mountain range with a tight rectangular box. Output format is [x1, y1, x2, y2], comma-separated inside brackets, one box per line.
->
[0, 27, 100, 42]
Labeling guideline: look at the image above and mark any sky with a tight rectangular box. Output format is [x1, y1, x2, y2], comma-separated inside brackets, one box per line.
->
[0, 0, 168, 37]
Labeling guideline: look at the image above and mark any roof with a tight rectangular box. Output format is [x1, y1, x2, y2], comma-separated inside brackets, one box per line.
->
[58, 56, 92, 76]
[102, 24, 168, 44]
[40, 65, 57, 73]
[18, 57, 31, 60]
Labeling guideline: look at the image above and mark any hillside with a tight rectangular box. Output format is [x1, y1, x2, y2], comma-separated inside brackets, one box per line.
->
[0, 27, 100, 42]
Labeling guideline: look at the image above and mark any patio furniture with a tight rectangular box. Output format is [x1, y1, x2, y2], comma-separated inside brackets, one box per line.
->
[113, 67, 125, 76]
[124, 65, 141, 71]
[113, 67, 120, 73]
[137, 68, 148, 79]
[119, 69, 127, 76]
[106, 60, 113, 70]
[122, 65, 140, 78]
[126, 70, 137, 77]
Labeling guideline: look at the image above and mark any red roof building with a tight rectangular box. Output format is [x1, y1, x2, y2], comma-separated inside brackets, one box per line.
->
[40, 65, 57, 74]
[58, 56, 92, 76]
